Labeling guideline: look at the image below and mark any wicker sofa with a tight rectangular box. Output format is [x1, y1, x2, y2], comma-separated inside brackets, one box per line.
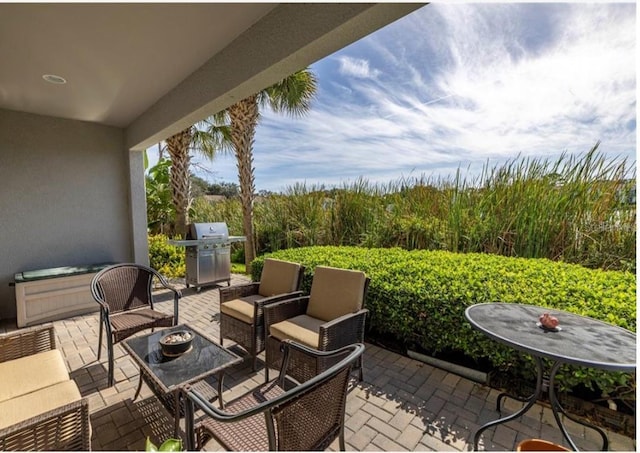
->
[0, 325, 91, 451]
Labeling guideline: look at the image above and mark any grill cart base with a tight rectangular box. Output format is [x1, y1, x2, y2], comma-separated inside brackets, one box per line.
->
[169, 223, 246, 292]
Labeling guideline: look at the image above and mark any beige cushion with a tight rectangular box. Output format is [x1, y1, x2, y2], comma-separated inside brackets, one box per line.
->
[0, 380, 82, 429]
[0, 349, 69, 403]
[269, 315, 323, 348]
[220, 294, 264, 324]
[306, 266, 366, 322]
[258, 259, 301, 297]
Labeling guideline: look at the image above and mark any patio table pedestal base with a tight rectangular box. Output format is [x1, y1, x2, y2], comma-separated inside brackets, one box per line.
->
[465, 303, 635, 453]
[473, 357, 608, 451]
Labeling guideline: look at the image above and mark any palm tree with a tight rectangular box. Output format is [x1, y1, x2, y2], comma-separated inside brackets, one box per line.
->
[164, 123, 231, 237]
[165, 128, 193, 237]
[162, 69, 316, 268]
[203, 69, 318, 272]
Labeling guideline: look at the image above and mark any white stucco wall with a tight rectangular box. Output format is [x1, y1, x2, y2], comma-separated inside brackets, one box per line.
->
[0, 109, 137, 319]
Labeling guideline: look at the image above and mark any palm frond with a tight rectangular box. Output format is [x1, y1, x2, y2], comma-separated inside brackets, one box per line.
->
[259, 68, 318, 117]
[193, 114, 234, 159]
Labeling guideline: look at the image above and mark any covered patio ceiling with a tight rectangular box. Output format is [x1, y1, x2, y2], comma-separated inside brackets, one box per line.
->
[0, 3, 425, 321]
[0, 3, 424, 150]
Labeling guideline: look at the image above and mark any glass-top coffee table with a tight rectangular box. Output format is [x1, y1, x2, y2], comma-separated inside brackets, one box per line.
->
[122, 324, 242, 435]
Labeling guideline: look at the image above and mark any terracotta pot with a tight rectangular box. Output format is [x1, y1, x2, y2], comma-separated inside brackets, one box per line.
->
[516, 439, 570, 451]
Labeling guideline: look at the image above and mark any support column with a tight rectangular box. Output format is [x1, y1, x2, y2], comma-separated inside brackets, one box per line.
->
[129, 149, 149, 265]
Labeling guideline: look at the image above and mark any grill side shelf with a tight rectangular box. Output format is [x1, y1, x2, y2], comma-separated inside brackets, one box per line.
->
[168, 237, 246, 248]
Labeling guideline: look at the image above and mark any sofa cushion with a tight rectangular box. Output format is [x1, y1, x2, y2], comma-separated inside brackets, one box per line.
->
[0, 349, 69, 403]
[258, 259, 301, 297]
[220, 294, 264, 324]
[269, 314, 323, 348]
[0, 380, 82, 430]
[306, 267, 366, 322]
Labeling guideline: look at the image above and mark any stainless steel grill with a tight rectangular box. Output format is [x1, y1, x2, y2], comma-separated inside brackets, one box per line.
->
[168, 222, 246, 292]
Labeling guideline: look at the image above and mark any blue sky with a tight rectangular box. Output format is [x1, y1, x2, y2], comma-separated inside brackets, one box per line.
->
[158, 2, 637, 192]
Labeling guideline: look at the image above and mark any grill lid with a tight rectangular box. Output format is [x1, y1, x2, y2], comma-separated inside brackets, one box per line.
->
[187, 222, 229, 241]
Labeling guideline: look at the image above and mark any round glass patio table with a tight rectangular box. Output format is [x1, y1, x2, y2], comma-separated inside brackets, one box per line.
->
[465, 302, 636, 451]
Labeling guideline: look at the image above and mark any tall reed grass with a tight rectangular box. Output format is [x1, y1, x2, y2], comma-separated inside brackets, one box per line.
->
[192, 145, 635, 271]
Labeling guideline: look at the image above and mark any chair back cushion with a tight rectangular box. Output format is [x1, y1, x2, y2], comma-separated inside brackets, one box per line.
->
[258, 259, 302, 297]
[306, 266, 366, 322]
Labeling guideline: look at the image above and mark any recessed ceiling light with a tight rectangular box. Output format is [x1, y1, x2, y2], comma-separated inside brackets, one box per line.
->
[42, 74, 67, 84]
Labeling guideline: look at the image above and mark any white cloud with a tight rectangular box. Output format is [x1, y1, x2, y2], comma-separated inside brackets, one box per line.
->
[337, 56, 380, 79]
[198, 3, 636, 192]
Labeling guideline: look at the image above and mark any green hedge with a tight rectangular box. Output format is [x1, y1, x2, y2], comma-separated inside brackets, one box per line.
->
[252, 246, 636, 400]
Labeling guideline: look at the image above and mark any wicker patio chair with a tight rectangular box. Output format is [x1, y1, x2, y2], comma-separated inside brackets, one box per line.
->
[0, 325, 91, 451]
[91, 263, 181, 386]
[264, 266, 369, 383]
[219, 258, 304, 371]
[184, 341, 364, 451]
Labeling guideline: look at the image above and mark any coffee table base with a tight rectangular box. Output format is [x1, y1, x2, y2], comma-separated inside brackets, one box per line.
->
[134, 370, 226, 436]
[123, 324, 243, 438]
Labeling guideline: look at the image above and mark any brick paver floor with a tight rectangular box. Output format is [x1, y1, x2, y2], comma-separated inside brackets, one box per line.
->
[1, 274, 635, 451]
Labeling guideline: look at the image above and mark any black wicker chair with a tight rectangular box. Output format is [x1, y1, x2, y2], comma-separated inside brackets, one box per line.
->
[264, 266, 369, 384]
[219, 258, 304, 371]
[184, 341, 364, 451]
[91, 263, 181, 386]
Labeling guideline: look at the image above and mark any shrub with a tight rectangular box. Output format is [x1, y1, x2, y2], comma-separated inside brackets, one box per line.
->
[252, 246, 636, 401]
[148, 234, 246, 277]
[146, 159, 175, 234]
[148, 234, 185, 278]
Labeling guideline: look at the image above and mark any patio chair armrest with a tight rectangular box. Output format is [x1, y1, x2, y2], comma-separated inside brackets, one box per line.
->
[151, 272, 182, 324]
[280, 340, 364, 372]
[319, 309, 369, 351]
[171, 287, 181, 324]
[184, 342, 365, 450]
[255, 291, 304, 323]
[263, 296, 309, 330]
[258, 290, 304, 308]
[219, 282, 260, 302]
[156, 277, 182, 299]
[147, 265, 182, 298]
[0, 324, 56, 363]
[0, 397, 91, 451]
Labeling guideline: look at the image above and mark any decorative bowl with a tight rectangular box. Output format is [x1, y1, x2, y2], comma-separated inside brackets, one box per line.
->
[159, 330, 194, 357]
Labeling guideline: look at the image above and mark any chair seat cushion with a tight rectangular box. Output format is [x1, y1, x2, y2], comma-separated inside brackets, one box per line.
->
[220, 295, 264, 324]
[0, 349, 69, 403]
[0, 380, 82, 429]
[269, 315, 322, 348]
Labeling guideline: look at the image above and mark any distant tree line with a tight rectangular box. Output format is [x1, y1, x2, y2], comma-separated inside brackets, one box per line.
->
[191, 175, 240, 198]
[147, 161, 275, 234]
